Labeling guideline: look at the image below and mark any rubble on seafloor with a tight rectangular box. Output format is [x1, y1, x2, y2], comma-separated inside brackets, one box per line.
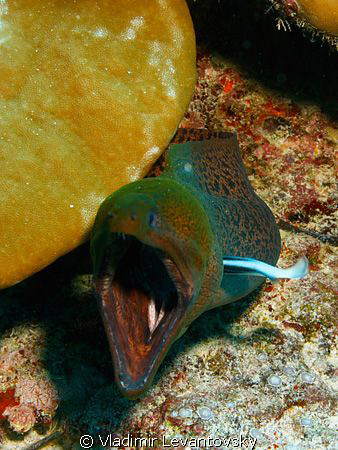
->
[0, 3, 337, 449]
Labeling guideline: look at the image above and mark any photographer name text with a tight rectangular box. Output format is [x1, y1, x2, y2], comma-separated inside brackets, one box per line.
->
[79, 432, 257, 449]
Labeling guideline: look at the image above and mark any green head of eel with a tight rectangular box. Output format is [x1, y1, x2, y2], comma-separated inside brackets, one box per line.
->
[90, 177, 216, 398]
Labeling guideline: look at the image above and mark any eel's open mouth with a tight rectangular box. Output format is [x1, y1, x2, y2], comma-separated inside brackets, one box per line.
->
[93, 233, 193, 398]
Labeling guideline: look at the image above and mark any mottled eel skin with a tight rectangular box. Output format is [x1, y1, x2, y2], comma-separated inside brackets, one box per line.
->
[91, 129, 305, 398]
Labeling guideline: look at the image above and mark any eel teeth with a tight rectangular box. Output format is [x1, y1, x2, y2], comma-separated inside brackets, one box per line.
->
[148, 298, 157, 334]
[102, 275, 111, 291]
[154, 307, 165, 330]
[148, 298, 165, 335]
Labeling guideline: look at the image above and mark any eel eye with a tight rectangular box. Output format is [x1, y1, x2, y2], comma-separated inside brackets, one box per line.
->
[147, 212, 157, 228]
[107, 211, 116, 219]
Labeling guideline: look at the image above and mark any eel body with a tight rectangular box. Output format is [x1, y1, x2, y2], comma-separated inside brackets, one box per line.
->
[90, 129, 307, 398]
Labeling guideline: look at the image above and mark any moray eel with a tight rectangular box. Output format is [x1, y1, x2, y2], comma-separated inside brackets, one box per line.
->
[90, 129, 308, 398]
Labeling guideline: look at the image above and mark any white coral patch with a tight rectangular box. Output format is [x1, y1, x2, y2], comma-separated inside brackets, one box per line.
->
[120, 16, 144, 41]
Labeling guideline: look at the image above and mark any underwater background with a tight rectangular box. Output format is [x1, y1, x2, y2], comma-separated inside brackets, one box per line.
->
[0, 0, 336, 448]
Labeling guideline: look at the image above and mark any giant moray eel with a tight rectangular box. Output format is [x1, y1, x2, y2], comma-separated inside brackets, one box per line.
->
[90, 129, 308, 398]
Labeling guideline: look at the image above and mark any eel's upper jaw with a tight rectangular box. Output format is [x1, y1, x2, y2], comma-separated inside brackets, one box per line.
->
[93, 234, 194, 399]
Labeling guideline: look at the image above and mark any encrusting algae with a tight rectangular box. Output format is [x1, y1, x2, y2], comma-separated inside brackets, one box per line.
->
[0, 325, 58, 433]
[0, 0, 196, 288]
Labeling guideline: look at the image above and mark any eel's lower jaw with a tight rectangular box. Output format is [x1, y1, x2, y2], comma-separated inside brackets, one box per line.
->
[93, 238, 194, 399]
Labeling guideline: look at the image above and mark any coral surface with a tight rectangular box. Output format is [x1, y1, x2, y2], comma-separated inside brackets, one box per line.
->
[0, 0, 196, 288]
[271, 0, 338, 36]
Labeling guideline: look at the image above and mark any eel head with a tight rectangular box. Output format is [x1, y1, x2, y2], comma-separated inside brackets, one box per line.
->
[90, 178, 214, 398]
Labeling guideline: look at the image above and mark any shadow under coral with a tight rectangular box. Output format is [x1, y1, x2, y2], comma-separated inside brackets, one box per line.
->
[0, 242, 279, 438]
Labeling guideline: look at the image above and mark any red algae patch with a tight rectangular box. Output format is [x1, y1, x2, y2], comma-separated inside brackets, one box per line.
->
[0, 389, 19, 419]
[0, 0, 196, 288]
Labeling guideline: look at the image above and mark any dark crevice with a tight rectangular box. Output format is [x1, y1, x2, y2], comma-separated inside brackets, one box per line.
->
[277, 219, 338, 245]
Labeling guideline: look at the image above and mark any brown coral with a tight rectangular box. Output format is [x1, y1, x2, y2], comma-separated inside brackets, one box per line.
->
[15, 377, 58, 416]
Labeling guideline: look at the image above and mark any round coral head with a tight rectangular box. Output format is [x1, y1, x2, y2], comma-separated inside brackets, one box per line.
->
[0, 0, 196, 288]
[296, 0, 338, 35]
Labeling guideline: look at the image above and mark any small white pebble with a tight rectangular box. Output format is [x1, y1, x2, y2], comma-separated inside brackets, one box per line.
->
[178, 408, 192, 418]
[197, 406, 213, 420]
[300, 416, 313, 427]
[173, 434, 183, 442]
[250, 428, 263, 439]
[301, 372, 315, 383]
[184, 162, 192, 172]
[69, 204, 74, 208]
[170, 410, 178, 418]
[268, 374, 282, 387]
[251, 374, 261, 384]
[226, 401, 236, 409]
[256, 352, 268, 361]
[284, 366, 296, 377]
[327, 444, 338, 450]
